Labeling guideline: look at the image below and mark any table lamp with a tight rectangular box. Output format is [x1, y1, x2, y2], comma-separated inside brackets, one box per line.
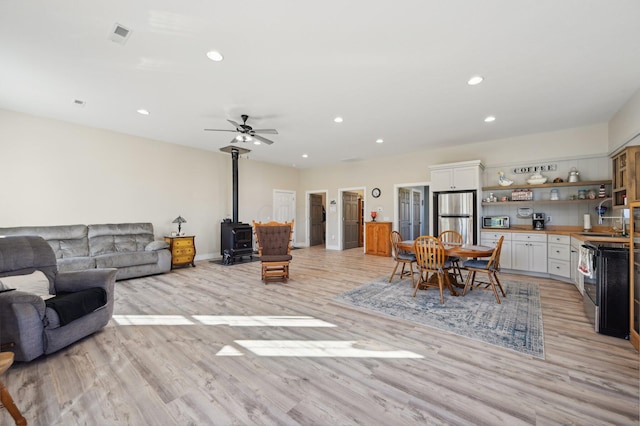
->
[172, 216, 187, 233]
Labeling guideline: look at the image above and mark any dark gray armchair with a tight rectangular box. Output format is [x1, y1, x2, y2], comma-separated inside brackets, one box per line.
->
[0, 236, 117, 362]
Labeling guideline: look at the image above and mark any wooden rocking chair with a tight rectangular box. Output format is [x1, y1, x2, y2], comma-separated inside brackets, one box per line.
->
[253, 220, 294, 284]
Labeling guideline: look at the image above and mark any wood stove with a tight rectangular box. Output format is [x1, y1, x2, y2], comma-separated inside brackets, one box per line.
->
[219, 145, 253, 264]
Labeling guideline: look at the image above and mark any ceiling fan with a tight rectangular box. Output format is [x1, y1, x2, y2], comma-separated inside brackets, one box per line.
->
[205, 114, 278, 145]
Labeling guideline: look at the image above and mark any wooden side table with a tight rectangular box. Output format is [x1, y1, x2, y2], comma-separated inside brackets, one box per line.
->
[164, 235, 196, 269]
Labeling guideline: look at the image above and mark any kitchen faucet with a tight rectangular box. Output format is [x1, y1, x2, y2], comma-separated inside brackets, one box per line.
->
[597, 197, 612, 225]
[596, 197, 628, 236]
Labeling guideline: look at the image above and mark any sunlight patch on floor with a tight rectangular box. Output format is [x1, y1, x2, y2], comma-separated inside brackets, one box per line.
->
[112, 315, 337, 327]
[232, 340, 424, 358]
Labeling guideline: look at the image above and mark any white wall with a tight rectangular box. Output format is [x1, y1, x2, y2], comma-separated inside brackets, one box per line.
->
[297, 123, 609, 243]
[0, 107, 613, 254]
[0, 109, 299, 259]
[609, 87, 640, 152]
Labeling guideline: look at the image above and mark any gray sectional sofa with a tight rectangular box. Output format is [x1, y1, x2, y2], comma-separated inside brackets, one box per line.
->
[0, 223, 171, 280]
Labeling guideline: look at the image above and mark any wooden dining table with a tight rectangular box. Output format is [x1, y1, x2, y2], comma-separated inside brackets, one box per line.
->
[397, 240, 495, 296]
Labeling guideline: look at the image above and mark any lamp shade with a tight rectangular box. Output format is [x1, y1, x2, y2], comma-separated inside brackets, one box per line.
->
[172, 216, 187, 233]
[172, 216, 187, 224]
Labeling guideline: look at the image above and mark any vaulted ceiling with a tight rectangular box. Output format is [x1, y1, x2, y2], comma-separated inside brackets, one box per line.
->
[1, 1, 639, 168]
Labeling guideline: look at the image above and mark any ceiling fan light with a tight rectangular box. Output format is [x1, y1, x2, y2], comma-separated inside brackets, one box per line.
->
[253, 140, 261, 145]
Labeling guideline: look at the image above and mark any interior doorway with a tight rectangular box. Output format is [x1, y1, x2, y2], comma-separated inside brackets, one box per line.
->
[394, 182, 430, 239]
[309, 193, 325, 246]
[274, 189, 296, 245]
[339, 187, 365, 250]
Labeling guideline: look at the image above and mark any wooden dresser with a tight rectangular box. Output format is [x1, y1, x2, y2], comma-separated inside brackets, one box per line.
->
[164, 235, 196, 268]
[365, 221, 392, 257]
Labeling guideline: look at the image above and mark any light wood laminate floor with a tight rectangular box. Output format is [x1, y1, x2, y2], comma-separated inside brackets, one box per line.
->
[2, 246, 638, 425]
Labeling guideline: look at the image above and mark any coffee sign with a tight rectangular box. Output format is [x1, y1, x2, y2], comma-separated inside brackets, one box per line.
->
[512, 164, 557, 174]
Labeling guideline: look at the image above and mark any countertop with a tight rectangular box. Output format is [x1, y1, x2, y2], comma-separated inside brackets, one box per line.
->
[481, 225, 629, 243]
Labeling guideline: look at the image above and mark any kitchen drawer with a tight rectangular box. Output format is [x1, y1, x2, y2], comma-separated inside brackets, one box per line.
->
[480, 231, 512, 241]
[548, 259, 570, 278]
[512, 233, 547, 243]
[548, 234, 570, 245]
[548, 243, 570, 261]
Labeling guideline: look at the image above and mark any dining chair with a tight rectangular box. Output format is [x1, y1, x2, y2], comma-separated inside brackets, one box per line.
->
[0, 352, 27, 425]
[462, 236, 506, 303]
[437, 230, 464, 284]
[413, 235, 453, 304]
[388, 231, 416, 287]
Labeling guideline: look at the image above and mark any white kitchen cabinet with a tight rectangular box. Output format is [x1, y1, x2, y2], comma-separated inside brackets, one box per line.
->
[480, 231, 512, 269]
[570, 236, 584, 294]
[512, 233, 547, 273]
[547, 234, 570, 279]
[430, 160, 483, 192]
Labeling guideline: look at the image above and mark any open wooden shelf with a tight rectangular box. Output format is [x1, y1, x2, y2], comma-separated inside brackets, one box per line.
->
[482, 180, 611, 191]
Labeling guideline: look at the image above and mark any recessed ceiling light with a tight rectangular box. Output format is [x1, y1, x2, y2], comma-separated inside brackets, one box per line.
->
[376, 139, 384, 144]
[137, 109, 150, 115]
[334, 117, 343, 123]
[467, 76, 484, 85]
[206, 50, 224, 62]
[484, 115, 496, 123]
[302, 154, 309, 158]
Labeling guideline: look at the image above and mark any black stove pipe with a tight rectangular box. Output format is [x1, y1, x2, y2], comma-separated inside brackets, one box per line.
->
[231, 148, 239, 223]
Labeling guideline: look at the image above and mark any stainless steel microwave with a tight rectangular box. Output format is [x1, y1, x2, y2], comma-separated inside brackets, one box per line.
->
[483, 216, 510, 229]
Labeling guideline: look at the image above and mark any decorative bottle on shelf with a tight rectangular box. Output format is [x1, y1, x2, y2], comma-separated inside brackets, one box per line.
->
[598, 184, 606, 198]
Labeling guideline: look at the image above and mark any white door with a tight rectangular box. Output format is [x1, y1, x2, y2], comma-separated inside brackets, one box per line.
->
[274, 190, 296, 245]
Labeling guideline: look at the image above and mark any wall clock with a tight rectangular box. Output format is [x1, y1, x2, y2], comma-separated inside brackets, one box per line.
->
[372, 188, 381, 198]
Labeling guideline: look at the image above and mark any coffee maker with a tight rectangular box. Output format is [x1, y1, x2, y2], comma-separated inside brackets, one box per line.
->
[533, 212, 545, 230]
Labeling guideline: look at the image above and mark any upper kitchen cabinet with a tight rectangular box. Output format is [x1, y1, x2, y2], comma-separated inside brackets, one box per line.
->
[430, 160, 484, 192]
[612, 145, 640, 208]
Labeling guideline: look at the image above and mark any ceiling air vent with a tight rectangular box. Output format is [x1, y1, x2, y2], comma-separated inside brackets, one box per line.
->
[108, 23, 131, 45]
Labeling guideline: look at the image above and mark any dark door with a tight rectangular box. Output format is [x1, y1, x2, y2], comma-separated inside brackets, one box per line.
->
[310, 194, 324, 246]
[412, 190, 421, 239]
[343, 191, 359, 249]
[399, 188, 411, 239]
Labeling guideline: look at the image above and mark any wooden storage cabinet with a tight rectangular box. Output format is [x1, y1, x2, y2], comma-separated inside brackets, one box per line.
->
[612, 146, 640, 207]
[164, 235, 196, 268]
[365, 222, 392, 257]
[630, 201, 640, 351]
[547, 234, 570, 279]
[512, 233, 547, 273]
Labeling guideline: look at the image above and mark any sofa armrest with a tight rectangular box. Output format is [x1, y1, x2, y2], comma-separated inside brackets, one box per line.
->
[0, 291, 46, 361]
[54, 268, 117, 293]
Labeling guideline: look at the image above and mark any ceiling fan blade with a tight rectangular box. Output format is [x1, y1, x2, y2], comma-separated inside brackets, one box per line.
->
[227, 119, 241, 130]
[251, 129, 278, 135]
[251, 134, 275, 145]
[204, 128, 236, 132]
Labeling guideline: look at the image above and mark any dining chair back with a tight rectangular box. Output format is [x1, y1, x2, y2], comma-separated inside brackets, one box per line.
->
[413, 235, 452, 304]
[388, 231, 416, 287]
[0, 352, 27, 425]
[462, 236, 506, 303]
[437, 230, 464, 283]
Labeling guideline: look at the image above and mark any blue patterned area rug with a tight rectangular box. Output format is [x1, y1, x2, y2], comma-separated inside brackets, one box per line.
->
[334, 277, 544, 359]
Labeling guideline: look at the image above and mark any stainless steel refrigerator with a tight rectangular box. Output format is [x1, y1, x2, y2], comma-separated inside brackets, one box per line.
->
[434, 191, 477, 245]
